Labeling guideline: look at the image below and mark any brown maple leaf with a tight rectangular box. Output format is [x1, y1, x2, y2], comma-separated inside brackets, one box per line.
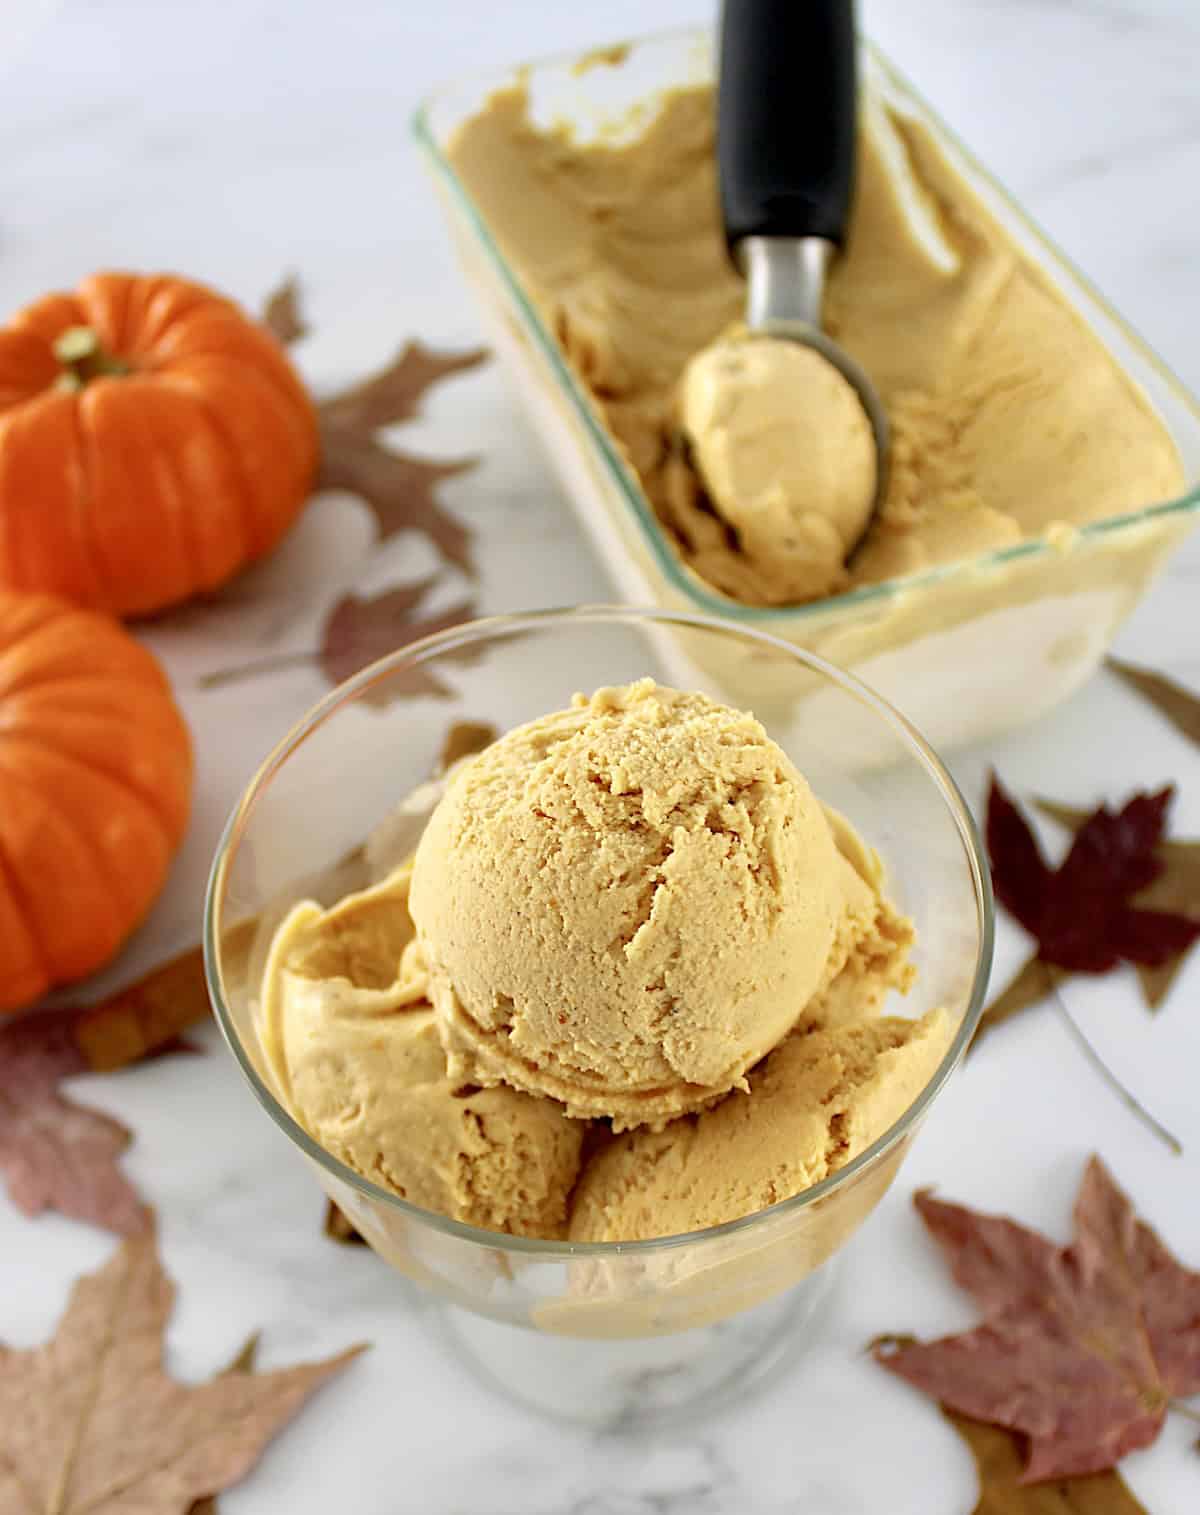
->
[943, 1410, 1149, 1514]
[975, 958, 1063, 1044]
[437, 719, 497, 774]
[323, 1200, 365, 1247]
[318, 580, 479, 704]
[1036, 798, 1200, 1010]
[874, 1156, 1200, 1482]
[0, 1229, 363, 1513]
[0, 923, 266, 1233]
[319, 339, 487, 432]
[199, 580, 480, 700]
[0, 1008, 149, 1236]
[259, 275, 487, 576]
[316, 430, 477, 573]
[190, 1337, 260, 1515]
[71, 923, 255, 1073]
[261, 275, 309, 346]
[1109, 657, 1200, 748]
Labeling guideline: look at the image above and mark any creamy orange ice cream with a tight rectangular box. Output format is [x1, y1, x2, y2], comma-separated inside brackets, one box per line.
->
[409, 679, 868, 1130]
[679, 335, 877, 602]
[259, 865, 584, 1238]
[568, 1012, 947, 1242]
[447, 84, 1184, 608]
[256, 681, 947, 1246]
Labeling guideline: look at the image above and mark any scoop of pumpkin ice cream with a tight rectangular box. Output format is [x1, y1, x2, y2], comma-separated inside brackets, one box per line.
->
[679, 335, 877, 602]
[259, 864, 583, 1239]
[568, 1009, 950, 1243]
[409, 679, 853, 1131]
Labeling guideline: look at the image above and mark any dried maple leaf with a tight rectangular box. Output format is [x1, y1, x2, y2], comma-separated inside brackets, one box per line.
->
[190, 1337, 260, 1515]
[318, 580, 479, 703]
[0, 1008, 149, 1236]
[200, 580, 479, 701]
[216, 1334, 260, 1375]
[0, 1229, 363, 1513]
[437, 719, 497, 774]
[975, 958, 1062, 1045]
[874, 1156, 1200, 1482]
[987, 776, 1196, 974]
[1037, 798, 1200, 1010]
[260, 275, 486, 575]
[943, 1410, 1150, 1514]
[319, 339, 487, 433]
[71, 923, 254, 1073]
[1109, 657, 1200, 748]
[323, 1200, 365, 1247]
[316, 430, 477, 573]
[261, 276, 308, 346]
[0, 923, 267, 1233]
[977, 778, 1200, 1046]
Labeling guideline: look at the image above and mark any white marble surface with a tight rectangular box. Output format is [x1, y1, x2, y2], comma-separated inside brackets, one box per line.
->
[3, 1, 1200, 1510]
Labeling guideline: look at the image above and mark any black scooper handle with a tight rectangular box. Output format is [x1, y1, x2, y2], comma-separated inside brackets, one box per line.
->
[718, 0, 858, 257]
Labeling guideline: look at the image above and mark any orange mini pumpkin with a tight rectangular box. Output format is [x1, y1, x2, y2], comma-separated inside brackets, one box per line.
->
[0, 271, 319, 617]
[0, 590, 193, 1013]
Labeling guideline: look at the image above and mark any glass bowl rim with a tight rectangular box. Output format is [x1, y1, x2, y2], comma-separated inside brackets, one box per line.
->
[204, 604, 995, 1257]
[410, 24, 1200, 625]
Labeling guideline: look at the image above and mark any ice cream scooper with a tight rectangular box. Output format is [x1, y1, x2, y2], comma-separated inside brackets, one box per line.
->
[679, 0, 887, 584]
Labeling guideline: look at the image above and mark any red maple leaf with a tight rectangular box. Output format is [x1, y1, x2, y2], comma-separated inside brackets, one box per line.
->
[874, 1157, 1200, 1482]
[986, 775, 1200, 974]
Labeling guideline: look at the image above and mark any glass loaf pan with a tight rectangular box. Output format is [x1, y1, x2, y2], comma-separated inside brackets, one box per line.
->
[415, 28, 1200, 751]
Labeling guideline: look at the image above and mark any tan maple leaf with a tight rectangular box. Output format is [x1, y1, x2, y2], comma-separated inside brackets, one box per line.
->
[190, 1337, 261, 1515]
[436, 719, 497, 774]
[261, 276, 309, 346]
[0, 1230, 363, 1514]
[1108, 656, 1200, 748]
[323, 1200, 365, 1247]
[259, 276, 487, 576]
[199, 575, 480, 699]
[943, 1410, 1149, 1514]
[316, 431, 477, 573]
[319, 339, 487, 432]
[71, 922, 255, 1073]
[318, 579, 480, 703]
[972, 957, 1062, 1048]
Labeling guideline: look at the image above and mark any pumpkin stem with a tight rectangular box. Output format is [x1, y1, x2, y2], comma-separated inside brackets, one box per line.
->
[53, 326, 132, 390]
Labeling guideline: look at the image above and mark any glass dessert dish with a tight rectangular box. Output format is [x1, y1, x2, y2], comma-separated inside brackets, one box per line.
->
[413, 29, 1200, 754]
[205, 607, 992, 1427]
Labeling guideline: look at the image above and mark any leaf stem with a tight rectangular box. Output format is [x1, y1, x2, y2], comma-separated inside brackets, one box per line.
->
[197, 651, 318, 689]
[1050, 981, 1182, 1156]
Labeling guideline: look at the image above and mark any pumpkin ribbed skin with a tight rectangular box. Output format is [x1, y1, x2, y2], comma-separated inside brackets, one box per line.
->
[0, 272, 319, 617]
[0, 591, 193, 1013]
